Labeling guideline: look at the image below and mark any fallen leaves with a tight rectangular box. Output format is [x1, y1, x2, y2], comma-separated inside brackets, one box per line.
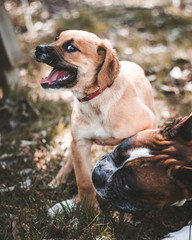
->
[22, 223, 30, 240]
[17, 144, 33, 158]
[160, 59, 192, 97]
[10, 214, 31, 240]
[10, 214, 22, 240]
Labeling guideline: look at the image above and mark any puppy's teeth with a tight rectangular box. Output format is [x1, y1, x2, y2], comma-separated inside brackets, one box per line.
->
[64, 74, 70, 80]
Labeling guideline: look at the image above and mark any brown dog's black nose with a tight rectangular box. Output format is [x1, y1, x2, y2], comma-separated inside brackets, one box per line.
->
[92, 167, 107, 188]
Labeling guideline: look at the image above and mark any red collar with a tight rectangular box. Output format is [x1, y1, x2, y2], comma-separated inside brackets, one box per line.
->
[78, 81, 114, 103]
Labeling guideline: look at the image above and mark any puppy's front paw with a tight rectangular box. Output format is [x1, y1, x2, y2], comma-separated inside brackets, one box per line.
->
[48, 176, 67, 188]
[48, 178, 60, 188]
[77, 193, 101, 212]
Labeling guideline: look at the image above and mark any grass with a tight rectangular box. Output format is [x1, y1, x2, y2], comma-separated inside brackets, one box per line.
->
[1, 82, 192, 240]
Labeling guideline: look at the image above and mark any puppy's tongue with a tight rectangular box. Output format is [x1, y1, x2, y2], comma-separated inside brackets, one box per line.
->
[40, 68, 70, 85]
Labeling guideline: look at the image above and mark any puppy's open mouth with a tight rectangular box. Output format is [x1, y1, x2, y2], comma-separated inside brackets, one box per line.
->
[40, 66, 78, 89]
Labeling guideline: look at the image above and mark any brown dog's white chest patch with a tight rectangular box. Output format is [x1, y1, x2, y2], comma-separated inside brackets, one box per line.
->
[126, 148, 153, 162]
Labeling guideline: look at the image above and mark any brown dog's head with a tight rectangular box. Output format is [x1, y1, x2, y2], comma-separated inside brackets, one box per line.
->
[92, 113, 192, 213]
[34, 30, 120, 95]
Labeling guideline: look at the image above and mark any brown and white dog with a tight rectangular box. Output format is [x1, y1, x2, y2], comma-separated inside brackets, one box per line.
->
[35, 30, 157, 207]
[92, 113, 192, 238]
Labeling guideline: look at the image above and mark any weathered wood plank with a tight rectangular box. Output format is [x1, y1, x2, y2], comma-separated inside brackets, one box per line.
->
[0, 0, 23, 67]
[0, 0, 23, 96]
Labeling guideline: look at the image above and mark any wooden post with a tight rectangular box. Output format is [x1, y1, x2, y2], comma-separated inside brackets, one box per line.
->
[0, 0, 23, 97]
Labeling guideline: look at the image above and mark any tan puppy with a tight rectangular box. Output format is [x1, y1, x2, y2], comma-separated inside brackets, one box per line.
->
[35, 30, 158, 207]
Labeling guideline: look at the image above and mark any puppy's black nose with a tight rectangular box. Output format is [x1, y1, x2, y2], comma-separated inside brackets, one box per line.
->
[35, 45, 53, 54]
[92, 167, 107, 188]
[34, 45, 57, 65]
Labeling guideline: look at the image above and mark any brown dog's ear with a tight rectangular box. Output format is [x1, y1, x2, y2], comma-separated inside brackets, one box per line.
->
[161, 112, 192, 141]
[177, 113, 192, 141]
[97, 40, 120, 89]
[172, 166, 192, 191]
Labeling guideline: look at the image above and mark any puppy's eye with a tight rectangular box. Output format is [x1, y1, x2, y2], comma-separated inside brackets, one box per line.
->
[55, 36, 59, 41]
[65, 44, 78, 53]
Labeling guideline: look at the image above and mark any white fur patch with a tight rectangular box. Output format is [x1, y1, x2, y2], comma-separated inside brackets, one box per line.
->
[171, 199, 187, 207]
[161, 224, 192, 240]
[127, 148, 153, 162]
[48, 199, 76, 218]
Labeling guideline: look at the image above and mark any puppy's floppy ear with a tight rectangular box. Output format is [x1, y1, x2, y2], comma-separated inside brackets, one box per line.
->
[172, 166, 192, 191]
[161, 112, 192, 141]
[97, 40, 120, 89]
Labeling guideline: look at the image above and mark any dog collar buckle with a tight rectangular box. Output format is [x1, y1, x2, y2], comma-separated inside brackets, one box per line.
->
[107, 81, 114, 88]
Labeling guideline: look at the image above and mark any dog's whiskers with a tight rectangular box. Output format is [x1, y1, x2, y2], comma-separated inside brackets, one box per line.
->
[49, 59, 53, 65]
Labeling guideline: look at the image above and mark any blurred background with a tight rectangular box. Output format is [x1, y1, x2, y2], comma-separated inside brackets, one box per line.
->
[1, 0, 192, 119]
[0, 0, 192, 239]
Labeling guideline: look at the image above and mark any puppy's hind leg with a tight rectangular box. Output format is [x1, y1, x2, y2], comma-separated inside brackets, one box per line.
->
[49, 149, 73, 188]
